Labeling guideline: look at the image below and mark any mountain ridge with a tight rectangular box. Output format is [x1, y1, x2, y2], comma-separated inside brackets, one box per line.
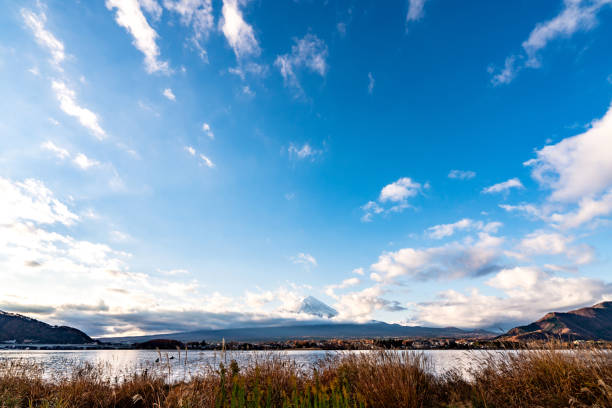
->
[100, 321, 495, 343]
[499, 301, 612, 341]
[0, 310, 93, 344]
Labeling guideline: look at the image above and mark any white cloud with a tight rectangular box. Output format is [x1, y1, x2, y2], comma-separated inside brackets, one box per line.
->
[371, 233, 504, 282]
[406, 0, 429, 22]
[482, 177, 524, 194]
[523, 0, 611, 67]
[334, 285, 405, 321]
[275, 34, 328, 94]
[379, 177, 422, 202]
[0, 177, 78, 226]
[427, 218, 471, 239]
[106, 0, 170, 74]
[288, 143, 321, 160]
[42, 142, 103, 172]
[518, 230, 595, 265]
[163, 0, 214, 61]
[21, 8, 65, 68]
[360, 201, 384, 222]
[428, 220, 469, 239]
[291, 252, 317, 267]
[41, 141, 70, 160]
[163, 88, 176, 100]
[361, 177, 425, 221]
[448, 169, 476, 180]
[427, 219, 502, 240]
[490, 0, 612, 84]
[228, 62, 268, 80]
[202, 122, 214, 139]
[73, 153, 100, 170]
[0, 178, 372, 336]
[550, 191, 612, 229]
[499, 202, 552, 222]
[199, 153, 215, 168]
[219, 0, 260, 59]
[51, 81, 106, 140]
[413, 266, 611, 328]
[490, 55, 518, 86]
[521, 104, 612, 228]
[242, 85, 255, 97]
[22, 8, 107, 141]
[325, 277, 361, 298]
[185, 146, 214, 168]
[526, 104, 612, 202]
[367, 72, 375, 94]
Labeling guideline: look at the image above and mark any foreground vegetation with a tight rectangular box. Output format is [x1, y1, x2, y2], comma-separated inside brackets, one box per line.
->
[0, 348, 611, 407]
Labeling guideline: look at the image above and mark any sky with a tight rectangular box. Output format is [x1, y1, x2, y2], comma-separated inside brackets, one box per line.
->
[1, 0, 612, 338]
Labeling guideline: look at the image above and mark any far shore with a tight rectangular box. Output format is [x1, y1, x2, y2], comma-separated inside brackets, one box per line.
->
[2, 337, 611, 351]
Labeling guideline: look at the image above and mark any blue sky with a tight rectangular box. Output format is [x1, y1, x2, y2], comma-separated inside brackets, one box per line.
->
[2, 0, 612, 337]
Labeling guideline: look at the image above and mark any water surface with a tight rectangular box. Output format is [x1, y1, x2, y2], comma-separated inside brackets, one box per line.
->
[0, 349, 505, 382]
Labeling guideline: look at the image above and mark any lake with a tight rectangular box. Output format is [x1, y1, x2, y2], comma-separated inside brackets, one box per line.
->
[0, 349, 503, 382]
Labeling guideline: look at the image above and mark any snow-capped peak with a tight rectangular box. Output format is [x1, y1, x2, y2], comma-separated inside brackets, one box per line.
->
[298, 296, 338, 318]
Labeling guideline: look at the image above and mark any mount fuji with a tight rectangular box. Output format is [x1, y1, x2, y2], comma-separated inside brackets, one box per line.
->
[297, 296, 338, 318]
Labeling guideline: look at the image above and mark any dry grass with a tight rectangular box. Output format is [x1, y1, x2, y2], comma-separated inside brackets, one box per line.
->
[0, 347, 610, 407]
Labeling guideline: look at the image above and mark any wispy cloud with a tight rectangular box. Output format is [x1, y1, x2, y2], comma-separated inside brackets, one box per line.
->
[164, 0, 214, 61]
[184, 145, 215, 168]
[406, 0, 429, 22]
[367, 72, 375, 94]
[52, 81, 106, 139]
[21, 8, 65, 68]
[448, 169, 476, 180]
[185, 145, 196, 156]
[41, 141, 70, 160]
[291, 252, 317, 267]
[427, 218, 501, 239]
[199, 153, 215, 168]
[275, 34, 328, 95]
[73, 153, 100, 170]
[202, 122, 214, 139]
[22, 8, 107, 140]
[106, 0, 170, 74]
[288, 142, 321, 160]
[219, 0, 260, 59]
[490, 0, 612, 85]
[482, 177, 524, 194]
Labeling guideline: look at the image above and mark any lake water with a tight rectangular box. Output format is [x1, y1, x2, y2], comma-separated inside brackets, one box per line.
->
[0, 349, 502, 382]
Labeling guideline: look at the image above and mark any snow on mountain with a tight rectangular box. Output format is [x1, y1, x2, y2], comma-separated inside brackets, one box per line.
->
[298, 296, 338, 318]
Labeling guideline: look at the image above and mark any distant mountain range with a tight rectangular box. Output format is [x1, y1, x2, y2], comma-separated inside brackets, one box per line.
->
[0, 310, 93, 344]
[101, 296, 492, 343]
[101, 322, 494, 343]
[499, 301, 612, 341]
[5, 300, 612, 345]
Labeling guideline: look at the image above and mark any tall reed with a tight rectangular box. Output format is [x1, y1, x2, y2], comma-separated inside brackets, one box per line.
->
[0, 346, 610, 407]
